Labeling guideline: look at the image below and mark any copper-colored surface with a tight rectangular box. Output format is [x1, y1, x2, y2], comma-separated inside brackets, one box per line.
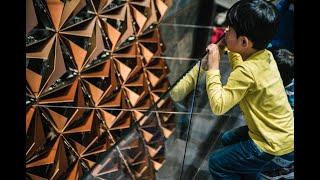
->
[26, 106, 35, 133]
[131, 6, 148, 34]
[130, 0, 151, 8]
[42, 36, 67, 93]
[140, 43, 154, 64]
[39, 78, 78, 104]
[46, 0, 64, 31]
[64, 37, 88, 71]
[26, 68, 42, 96]
[156, 0, 169, 20]
[26, 109, 46, 160]
[102, 21, 121, 51]
[117, 5, 135, 48]
[60, 0, 85, 28]
[84, 21, 106, 66]
[26, 0, 38, 35]
[61, 17, 96, 37]
[26, 0, 174, 179]
[143, 0, 158, 32]
[26, 36, 56, 59]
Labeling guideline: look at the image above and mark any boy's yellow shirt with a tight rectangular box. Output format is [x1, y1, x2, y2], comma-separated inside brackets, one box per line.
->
[170, 49, 294, 156]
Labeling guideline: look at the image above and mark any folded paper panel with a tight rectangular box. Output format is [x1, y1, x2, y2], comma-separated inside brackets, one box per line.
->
[26, 0, 174, 178]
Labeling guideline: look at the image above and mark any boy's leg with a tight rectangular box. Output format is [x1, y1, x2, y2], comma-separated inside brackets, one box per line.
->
[220, 126, 250, 146]
[260, 152, 294, 179]
[208, 139, 274, 180]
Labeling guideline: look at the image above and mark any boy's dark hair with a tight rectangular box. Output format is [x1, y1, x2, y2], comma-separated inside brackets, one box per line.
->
[226, 0, 280, 50]
[270, 48, 294, 86]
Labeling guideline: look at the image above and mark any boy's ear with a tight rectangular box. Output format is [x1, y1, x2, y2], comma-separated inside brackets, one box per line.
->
[240, 36, 251, 48]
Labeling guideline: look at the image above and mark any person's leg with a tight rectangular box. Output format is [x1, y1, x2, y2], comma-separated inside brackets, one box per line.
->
[208, 139, 274, 180]
[260, 151, 294, 179]
[220, 126, 250, 146]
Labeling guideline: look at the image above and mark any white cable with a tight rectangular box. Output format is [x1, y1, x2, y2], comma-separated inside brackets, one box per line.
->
[160, 23, 216, 30]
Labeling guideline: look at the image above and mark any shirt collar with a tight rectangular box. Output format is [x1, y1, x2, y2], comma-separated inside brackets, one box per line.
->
[247, 49, 270, 62]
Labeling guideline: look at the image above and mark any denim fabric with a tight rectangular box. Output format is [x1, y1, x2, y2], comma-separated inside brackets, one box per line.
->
[208, 126, 294, 180]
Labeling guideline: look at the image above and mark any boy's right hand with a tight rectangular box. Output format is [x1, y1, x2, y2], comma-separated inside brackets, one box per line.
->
[206, 44, 221, 70]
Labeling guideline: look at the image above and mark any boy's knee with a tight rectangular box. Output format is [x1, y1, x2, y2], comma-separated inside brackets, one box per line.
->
[220, 132, 231, 146]
[208, 151, 241, 179]
[208, 153, 222, 175]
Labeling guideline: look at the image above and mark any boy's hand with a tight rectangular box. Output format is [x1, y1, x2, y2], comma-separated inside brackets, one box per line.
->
[201, 54, 209, 71]
[206, 43, 220, 70]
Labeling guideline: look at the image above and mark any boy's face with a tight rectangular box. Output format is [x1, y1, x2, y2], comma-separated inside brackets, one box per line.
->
[225, 26, 242, 52]
[225, 26, 254, 54]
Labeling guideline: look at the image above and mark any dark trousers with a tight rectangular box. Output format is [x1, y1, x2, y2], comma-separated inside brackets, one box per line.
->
[208, 126, 294, 180]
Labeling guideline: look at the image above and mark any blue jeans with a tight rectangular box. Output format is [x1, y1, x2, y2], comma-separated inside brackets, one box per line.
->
[208, 126, 294, 180]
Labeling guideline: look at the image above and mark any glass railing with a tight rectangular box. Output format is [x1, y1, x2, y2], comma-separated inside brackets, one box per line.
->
[26, 0, 244, 179]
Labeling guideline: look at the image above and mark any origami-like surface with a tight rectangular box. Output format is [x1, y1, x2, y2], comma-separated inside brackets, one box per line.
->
[26, 0, 174, 179]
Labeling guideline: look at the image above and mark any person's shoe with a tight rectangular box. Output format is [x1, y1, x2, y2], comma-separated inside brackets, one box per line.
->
[261, 164, 294, 180]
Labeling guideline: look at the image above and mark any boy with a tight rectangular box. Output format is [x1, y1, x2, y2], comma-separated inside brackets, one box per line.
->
[170, 0, 294, 179]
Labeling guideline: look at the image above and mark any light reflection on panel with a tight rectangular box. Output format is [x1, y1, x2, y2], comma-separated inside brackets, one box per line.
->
[192, 53, 235, 116]
[180, 113, 232, 179]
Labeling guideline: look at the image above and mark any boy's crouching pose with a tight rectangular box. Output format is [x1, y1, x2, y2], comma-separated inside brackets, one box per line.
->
[170, 0, 294, 179]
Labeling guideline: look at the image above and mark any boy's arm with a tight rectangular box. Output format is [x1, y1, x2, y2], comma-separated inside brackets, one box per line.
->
[227, 50, 243, 70]
[170, 63, 204, 102]
[219, 46, 243, 70]
[206, 65, 254, 115]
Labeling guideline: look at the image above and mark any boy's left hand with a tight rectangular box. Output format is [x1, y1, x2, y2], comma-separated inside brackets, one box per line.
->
[206, 43, 220, 70]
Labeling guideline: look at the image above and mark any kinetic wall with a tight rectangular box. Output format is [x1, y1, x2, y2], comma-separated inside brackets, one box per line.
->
[26, 0, 175, 179]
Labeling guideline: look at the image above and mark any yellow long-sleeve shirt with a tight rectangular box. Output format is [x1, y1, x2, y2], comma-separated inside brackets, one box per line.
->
[170, 49, 294, 156]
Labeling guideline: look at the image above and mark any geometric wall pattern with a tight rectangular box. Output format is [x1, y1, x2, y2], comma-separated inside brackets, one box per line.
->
[26, 0, 174, 179]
